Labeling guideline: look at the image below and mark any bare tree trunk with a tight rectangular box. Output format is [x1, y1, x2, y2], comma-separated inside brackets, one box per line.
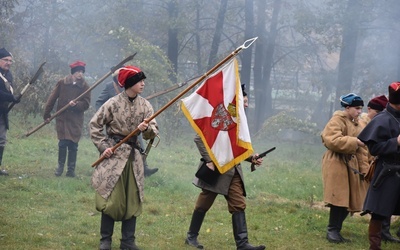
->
[240, 0, 254, 93]
[255, 0, 282, 132]
[334, 0, 361, 110]
[207, 0, 228, 69]
[253, 0, 266, 132]
[167, 0, 179, 83]
[195, 1, 203, 74]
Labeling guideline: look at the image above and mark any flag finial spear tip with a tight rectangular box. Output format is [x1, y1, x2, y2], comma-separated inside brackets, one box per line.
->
[241, 37, 258, 49]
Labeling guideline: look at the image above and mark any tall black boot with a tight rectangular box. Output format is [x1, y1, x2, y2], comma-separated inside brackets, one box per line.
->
[55, 145, 67, 177]
[100, 213, 115, 250]
[326, 206, 348, 243]
[120, 217, 139, 250]
[66, 148, 77, 177]
[185, 210, 206, 249]
[381, 217, 400, 243]
[232, 211, 265, 250]
[0, 146, 8, 176]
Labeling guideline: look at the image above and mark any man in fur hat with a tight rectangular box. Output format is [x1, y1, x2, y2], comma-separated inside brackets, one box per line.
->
[0, 48, 20, 176]
[359, 82, 400, 249]
[43, 60, 91, 177]
[90, 65, 158, 250]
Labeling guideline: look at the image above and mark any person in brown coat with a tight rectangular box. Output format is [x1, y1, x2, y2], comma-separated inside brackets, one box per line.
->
[43, 60, 90, 177]
[321, 93, 368, 243]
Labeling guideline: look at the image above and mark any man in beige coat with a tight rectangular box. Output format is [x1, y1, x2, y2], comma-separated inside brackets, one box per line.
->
[321, 93, 368, 243]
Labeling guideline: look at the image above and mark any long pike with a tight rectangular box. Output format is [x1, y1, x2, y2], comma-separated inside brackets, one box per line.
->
[8, 61, 46, 113]
[92, 37, 258, 167]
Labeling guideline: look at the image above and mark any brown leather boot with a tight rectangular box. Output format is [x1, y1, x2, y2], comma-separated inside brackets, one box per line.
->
[369, 219, 382, 250]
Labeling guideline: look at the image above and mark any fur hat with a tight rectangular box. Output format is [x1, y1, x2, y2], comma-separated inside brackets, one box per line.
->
[69, 60, 86, 74]
[367, 95, 388, 111]
[340, 93, 364, 107]
[117, 66, 146, 89]
[0, 48, 12, 59]
[389, 82, 400, 104]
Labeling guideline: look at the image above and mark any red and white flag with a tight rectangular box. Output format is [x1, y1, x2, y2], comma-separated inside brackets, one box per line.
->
[181, 58, 253, 174]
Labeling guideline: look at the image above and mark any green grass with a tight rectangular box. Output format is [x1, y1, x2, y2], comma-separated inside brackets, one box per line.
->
[1, 114, 400, 249]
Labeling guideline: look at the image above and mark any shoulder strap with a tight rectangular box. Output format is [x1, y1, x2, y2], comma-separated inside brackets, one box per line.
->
[0, 73, 13, 94]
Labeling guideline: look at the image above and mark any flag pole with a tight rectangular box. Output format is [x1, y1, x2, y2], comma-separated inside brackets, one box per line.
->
[91, 37, 258, 167]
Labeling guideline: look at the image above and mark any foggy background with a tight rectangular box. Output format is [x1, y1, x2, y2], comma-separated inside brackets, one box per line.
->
[1, 0, 400, 143]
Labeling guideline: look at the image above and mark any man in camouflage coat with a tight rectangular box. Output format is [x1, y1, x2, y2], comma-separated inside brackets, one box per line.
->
[89, 65, 158, 250]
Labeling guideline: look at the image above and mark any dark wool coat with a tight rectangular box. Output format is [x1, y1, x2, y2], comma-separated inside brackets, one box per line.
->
[0, 69, 15, 129]
[358, 104, 400, 217]
[321, 110, 368, 212]
[192, 135, 247, 196]
[43, 75, 90, 143]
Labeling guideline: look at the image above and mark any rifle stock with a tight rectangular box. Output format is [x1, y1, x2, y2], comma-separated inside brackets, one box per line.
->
[250, 147, 276, 172]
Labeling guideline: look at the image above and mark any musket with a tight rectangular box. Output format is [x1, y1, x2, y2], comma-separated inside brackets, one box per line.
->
[8, 61, 46, 113]
[92, 37, 258, 167]
[251, 147, 276, 172]
[145, 75, 200, 100]
[25, 53, 137, 137]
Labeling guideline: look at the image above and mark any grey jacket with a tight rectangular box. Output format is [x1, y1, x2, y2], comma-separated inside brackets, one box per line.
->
[192, 135, 247, 196]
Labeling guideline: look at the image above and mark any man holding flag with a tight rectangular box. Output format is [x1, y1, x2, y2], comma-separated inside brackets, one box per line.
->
[182, 59, 266, 250]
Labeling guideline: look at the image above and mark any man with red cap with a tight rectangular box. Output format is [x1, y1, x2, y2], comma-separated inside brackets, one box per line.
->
[89, 65, 158, 250]
[358, 82, 400, 249]
[360, 95, 400, 243]
[0, 48, 20, 176]
[95, 69, 159, 177]
[43, 60, 91, 177]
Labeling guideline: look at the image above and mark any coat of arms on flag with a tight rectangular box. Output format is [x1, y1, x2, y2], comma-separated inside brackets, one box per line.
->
[181, 58, 253, 174]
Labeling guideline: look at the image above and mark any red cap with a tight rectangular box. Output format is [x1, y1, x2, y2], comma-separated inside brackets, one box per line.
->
[389, 82, 400, 104]
[117, 65, 146, 89]
[368, 95, 388, 111]
[69, 60, 86, 74]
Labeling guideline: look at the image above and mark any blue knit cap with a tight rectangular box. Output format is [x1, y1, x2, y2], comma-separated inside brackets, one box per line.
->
[340, 93, 364, 107]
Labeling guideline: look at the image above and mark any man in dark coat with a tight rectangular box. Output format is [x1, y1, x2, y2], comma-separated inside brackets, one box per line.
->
[358, 82, 400, 250]
[43, 60, 91, 177]
[95, 72, 158, 177]
[0, 48, 20, 176]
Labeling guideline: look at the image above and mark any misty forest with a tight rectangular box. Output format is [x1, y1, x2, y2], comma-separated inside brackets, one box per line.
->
[2, 0, 400, 140]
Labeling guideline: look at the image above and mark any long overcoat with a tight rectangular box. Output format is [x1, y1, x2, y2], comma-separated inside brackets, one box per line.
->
[321, 110, 368, 212]
[358, 105, 400, 217]
[43, 75, 90, 143]
[89, 91, 158, 201]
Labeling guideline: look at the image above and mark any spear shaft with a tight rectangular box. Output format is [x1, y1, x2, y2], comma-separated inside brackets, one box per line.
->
[91, 37, 258, 167]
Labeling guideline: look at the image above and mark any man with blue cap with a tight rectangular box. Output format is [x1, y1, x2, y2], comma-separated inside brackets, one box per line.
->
[321, 93, 368, 243]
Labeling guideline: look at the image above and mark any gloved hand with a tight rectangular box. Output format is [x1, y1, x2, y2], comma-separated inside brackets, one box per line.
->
[13, 94, 21, 103]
